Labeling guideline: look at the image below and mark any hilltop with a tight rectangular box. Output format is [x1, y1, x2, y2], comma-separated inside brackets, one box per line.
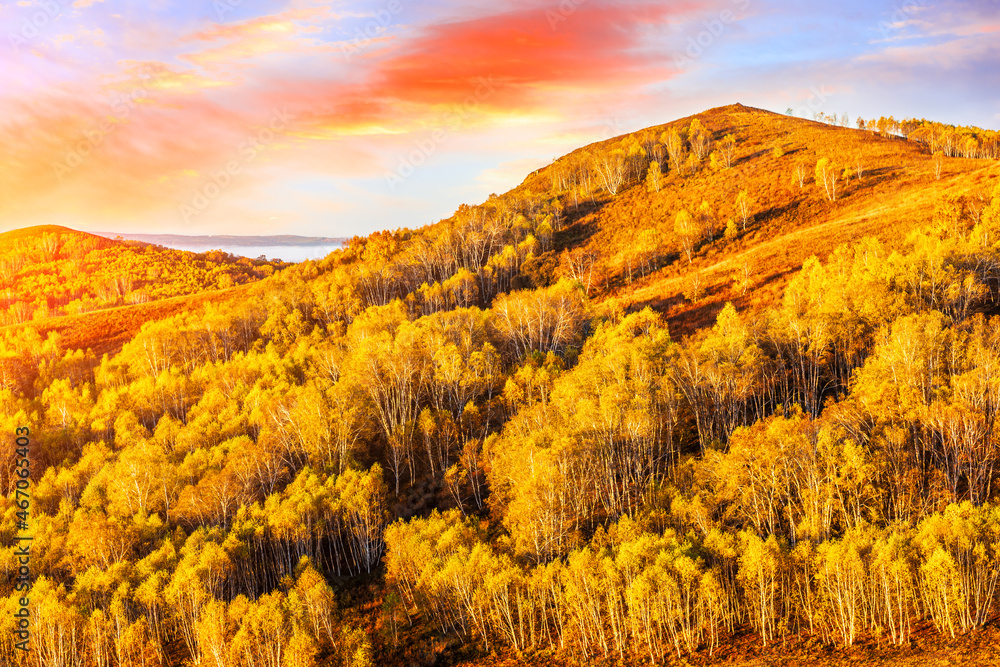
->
[0, 224, 117, 254]
[506, 103, 999, 332]
[0, 224, 107, 244]
[7, 105, 994, 359]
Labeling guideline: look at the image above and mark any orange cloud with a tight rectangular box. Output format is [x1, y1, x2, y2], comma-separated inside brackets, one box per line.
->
[293, 1, 695, 138]
[180, 7, 335, 68]
[375, 2, 686, 104]
[0, 0, 706, 232]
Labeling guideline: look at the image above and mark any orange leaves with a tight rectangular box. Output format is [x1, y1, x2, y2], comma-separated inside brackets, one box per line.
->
[644, 161, 663, 194]
[488, 310, 677, 562]
[851, 311, 951, 419]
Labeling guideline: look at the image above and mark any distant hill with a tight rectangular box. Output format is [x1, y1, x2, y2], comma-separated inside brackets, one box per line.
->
[0, 224, 114, 247]
[92, 232, 348, 247]
[0, 224, 287, 328]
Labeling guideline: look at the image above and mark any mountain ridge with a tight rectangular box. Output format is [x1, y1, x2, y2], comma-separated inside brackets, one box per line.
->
[91, 232, 348, 247]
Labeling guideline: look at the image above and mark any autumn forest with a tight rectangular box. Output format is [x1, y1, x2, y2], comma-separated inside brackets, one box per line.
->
[4, 104, 1000, 666]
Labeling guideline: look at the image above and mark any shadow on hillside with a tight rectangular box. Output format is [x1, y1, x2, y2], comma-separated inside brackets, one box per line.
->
[603, 249, 684, 294]
[861, 165, 903, 181]
[841, 165, 910, 196]
[553, 198, 613, 251]
[756, 200, 804, 226]
[734, 149, 769, 166]
[625, 266, 791, 340]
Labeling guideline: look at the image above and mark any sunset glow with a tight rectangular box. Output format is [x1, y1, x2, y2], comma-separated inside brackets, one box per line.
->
[1, 0, 998, 236]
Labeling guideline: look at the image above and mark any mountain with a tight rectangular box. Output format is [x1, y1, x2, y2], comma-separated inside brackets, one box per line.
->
[2, 104, 1000, 667]
[92, 232, 348, 247]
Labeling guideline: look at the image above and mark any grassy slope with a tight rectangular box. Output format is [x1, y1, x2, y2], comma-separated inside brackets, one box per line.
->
[2, 283, 255, 358]
[515, 104, 1000, 336]
[392, 106, 1000, 665]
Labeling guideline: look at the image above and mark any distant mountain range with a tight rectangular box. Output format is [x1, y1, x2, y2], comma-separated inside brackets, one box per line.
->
[92, 232, 348, 247]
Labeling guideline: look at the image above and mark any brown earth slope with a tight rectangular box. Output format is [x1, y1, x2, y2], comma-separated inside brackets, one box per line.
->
[511, 103, 999, 336]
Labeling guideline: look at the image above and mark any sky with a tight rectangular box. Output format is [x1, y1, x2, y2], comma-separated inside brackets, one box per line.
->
[1, 0, 998, 238]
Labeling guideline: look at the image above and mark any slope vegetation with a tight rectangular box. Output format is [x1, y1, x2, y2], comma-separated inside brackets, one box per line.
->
[517, 104, 999, 332]
[0, 225, 286, 326]
[2, 105, 1000, 666]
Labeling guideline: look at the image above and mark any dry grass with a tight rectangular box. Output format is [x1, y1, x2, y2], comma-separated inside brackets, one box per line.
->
[0, 283, 252, 357]
[513, 104, 1000, 338]
[449, 622, 1000, 666]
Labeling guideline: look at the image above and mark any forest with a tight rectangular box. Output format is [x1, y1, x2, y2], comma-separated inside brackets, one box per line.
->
[2, 105, 1000, 666]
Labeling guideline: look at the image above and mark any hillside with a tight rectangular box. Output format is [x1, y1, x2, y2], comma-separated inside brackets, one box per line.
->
[0, 225, 288, 326]
[3, 104, 1000, 666]
[11, 283, 256, 359]
[512, 104, 999, 333]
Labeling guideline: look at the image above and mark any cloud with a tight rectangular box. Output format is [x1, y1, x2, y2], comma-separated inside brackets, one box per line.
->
[179, 7, 336, 68]
[0, 0, 782, 234]
[859, 1, 1000, 67]
[291, 1, 698, 139]
[373, 2, 685, 105]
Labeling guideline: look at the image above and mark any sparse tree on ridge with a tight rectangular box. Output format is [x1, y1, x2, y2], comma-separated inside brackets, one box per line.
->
[645, 161, 663, 193]
[592, 147, 628, 196]
[662, 129, 686, 173]
[697, 200, 718, 241]
[720, 133, 737, 168]
[793, 160, 808, 188]
[685, 152, 701, 176]
[688, 118, 710, 159]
